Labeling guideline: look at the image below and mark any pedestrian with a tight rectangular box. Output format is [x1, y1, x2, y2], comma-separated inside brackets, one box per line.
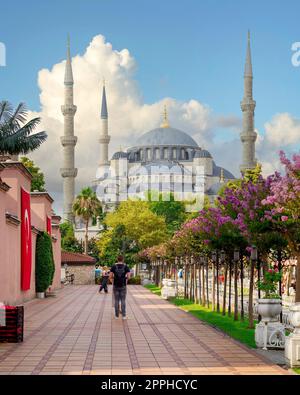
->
[110, 255, 131, 320]
[99, 269, 109, 293]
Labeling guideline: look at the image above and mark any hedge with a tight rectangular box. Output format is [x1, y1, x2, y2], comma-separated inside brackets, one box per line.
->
[35, 232, 55, 293]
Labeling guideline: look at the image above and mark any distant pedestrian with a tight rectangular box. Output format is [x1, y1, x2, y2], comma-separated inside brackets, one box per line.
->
[110, 255, 130, 320]
[99, 270, 109, 293]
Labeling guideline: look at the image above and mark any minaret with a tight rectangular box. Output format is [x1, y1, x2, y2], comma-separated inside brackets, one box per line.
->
[99, 80, 110, 166]
[60, 36, 77, 222]
[240, 31, 257, 172]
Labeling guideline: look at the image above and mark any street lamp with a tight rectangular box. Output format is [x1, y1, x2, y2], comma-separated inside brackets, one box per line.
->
[234, 248, 240, 262]
[251, 246, 258, 261]
[212, 251, 217, 263]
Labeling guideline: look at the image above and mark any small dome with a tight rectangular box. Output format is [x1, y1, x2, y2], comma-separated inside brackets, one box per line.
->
[207, 182, 223, 195]
[194, 149, 212, 159]
[136, 127, 199, 147]
[111, 151, 128, 160]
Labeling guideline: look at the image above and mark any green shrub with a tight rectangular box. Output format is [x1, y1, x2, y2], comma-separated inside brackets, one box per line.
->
[35, 232, 55, 293]
[128, 275, 141, 285]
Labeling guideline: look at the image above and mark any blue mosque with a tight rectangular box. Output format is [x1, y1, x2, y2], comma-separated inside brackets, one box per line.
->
[61, 32, 257, 220]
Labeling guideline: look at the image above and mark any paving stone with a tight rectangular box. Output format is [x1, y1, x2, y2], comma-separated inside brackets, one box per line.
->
[0, 285, 291, 375]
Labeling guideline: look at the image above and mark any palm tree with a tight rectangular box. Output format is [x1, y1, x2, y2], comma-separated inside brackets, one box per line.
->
[72, 187, 102, 254]
[0, 101, 47, 156]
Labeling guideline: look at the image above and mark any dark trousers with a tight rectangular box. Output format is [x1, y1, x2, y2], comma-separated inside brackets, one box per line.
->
[113, 286, 127, 317]
[99, 281, 108, 293]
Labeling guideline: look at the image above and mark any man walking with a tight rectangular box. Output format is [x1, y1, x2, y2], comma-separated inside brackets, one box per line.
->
[110, 255, 130, 320]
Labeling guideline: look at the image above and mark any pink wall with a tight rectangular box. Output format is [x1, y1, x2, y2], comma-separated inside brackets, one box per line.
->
[0, 162, 61, 305]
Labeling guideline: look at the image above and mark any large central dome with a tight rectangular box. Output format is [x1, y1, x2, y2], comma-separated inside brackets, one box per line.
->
[136, 127, 199, 148]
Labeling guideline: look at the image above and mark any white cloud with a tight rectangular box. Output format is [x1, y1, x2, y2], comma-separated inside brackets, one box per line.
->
[264, 113, 300, 146]
[27, 34, 299, 215]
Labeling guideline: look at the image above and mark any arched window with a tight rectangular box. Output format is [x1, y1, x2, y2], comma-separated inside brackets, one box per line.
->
[163, 148, 168, 159]
[173, 147, 177, 159]
[140, 149, 144, 161]
[146, 148, 151, 160]
[181, 148, 185, 160]
[155, 148, 160, 159]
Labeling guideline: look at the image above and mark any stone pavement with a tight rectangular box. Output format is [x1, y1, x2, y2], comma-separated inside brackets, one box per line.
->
[0, 285, 290, 375]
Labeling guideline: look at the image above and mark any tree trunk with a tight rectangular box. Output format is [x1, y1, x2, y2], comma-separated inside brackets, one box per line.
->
[190, 263, 194, 301]
[248, 259, 255, 329]
[212, 261, 215, 311]
[240, 257, 244, 321]
[216, 257, 220, 313]
[84, 220, 89, 255]
[184, 262, 188, 299]
[201, 265, 206, 306]
[206, 260, 209, 308]
[222, 263, 228, 315]
[228, 261, 232, 316]
[296, 253, 300, 303]
[234, 260, 239, 321]
[198, 265, 202, 305]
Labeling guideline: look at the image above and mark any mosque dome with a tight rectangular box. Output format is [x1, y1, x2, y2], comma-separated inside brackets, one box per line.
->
[111, 151, 128, 160]
[193, 149, 212, 159]
[135, 127, 199, 148]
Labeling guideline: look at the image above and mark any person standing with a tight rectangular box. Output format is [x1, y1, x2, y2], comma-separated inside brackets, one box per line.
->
[110, 255, 130, 319]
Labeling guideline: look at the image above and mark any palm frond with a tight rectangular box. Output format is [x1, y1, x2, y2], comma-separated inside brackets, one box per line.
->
[0, 101, 13, 123]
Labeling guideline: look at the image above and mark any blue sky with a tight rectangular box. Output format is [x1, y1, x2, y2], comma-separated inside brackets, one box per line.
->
[1, 0, 300, 137]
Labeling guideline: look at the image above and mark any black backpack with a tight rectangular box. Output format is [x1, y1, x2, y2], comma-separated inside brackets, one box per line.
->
[114, 264, 126, 287]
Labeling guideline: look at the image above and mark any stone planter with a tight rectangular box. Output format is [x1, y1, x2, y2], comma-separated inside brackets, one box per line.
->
[36, 292, 45, 299]
[289, 303, 300, 334]
[285, 303, 300, 367]
[162, 279, 168, 287]
[255, 298, 285, 349]
[257, 298, 282, 322]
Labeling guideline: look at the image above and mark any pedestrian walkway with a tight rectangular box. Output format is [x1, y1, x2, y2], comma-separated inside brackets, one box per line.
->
[0, 285, 290, 375]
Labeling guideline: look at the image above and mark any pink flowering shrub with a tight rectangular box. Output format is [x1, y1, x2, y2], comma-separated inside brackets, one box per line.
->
[257, 266, 282, 299]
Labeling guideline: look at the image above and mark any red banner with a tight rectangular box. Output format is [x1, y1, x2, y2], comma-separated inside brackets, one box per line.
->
[21, 188, 32, 291]
[47, 216, 52, 236]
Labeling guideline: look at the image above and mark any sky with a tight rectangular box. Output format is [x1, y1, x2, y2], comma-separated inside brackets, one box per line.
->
[1, 0, 300, 214]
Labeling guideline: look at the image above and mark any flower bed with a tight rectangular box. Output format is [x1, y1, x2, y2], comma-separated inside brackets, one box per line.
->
[0, 305, 24, 343]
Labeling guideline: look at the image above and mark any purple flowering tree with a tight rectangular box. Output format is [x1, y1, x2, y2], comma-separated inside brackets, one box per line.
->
[262, 151, 300, 302]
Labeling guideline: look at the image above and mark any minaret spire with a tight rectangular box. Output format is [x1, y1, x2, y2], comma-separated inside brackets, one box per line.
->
[240, 30, 257, 172]
[160, 104, 170, 128]
[99, 80, 110, 166]
[64, 34, 74, 85]
[60, 36, 77, 222]
[244, 30, 252, 77]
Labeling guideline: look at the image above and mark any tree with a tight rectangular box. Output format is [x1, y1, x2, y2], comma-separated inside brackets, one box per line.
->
[262, 151, 300, 302]
[20, 157, 45, 192]
[72, 187, 102, 254]
[60, 221, 83, 253]
[98, 224, 138, 267]
[147, 191, 187, 234]
[35, 232, 55, 293]
[0, 101, 47, 155]
[105, 200, 168, 249]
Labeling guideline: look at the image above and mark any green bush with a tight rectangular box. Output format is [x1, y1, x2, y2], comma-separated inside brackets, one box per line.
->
[35, 232, 55, 293]
[128, 275, 141, 285]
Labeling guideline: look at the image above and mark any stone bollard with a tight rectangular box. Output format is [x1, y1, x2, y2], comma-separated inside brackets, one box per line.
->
[285, 303, 300, 367]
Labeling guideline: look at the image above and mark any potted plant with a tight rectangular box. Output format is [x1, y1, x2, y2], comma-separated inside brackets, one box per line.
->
[256, 266, 282, 322]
